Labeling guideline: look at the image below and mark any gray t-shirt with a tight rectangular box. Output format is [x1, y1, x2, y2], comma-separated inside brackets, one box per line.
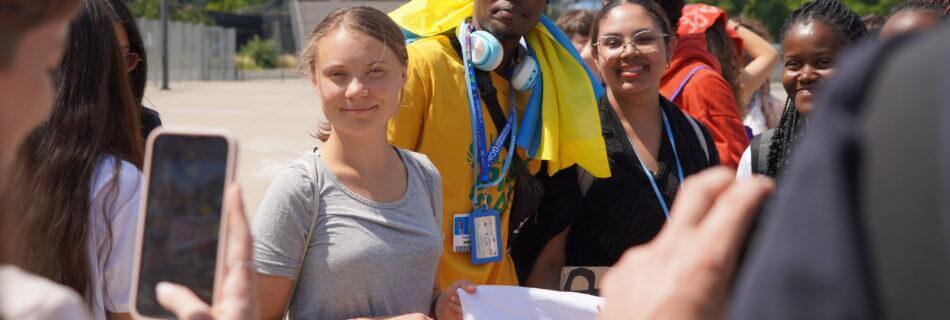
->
[252, 149, 443, 319]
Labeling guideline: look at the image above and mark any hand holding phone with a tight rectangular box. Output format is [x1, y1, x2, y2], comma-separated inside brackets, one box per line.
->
[131, 128, 237, 319]
[155, 185, 259, 320]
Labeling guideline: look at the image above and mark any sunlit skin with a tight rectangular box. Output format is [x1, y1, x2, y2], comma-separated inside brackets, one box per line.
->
[880, 10, 942, 41]
[472, 0, 546, 41]
[313, 29, 405, 142]
[780, 22, 844, 115]
[0, 19, 70, 179]
[471, 0, 546, 76]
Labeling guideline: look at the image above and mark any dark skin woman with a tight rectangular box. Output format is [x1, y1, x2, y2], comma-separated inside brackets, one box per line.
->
[739, 0, 868, 179]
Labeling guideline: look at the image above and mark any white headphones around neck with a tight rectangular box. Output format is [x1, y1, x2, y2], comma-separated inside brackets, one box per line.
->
[457, 20, 539, 92]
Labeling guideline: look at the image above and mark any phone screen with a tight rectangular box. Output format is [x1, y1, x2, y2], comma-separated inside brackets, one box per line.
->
[135, 134, 230, 318]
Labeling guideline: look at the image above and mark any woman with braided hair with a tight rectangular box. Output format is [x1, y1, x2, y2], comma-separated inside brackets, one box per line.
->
[737, 0, 868, 180]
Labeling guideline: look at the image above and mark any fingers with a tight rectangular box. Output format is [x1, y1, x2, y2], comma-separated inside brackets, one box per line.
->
[458, 280, 476, 294]
[225, 184, 252, 265]
[220, 184, 257, 316]
[450, 294, 462, 318]
[701, 176, 775, 260]
[667, 167, 737, 230]
[156, 282, 213, 320]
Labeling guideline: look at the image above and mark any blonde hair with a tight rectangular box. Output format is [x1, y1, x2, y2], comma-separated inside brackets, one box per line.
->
[299, 6, 408, 141]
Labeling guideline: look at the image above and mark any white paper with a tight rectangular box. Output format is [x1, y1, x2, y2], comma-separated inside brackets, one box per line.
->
[459, 285, 604, 320]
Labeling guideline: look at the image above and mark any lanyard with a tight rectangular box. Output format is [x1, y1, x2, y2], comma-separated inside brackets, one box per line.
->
[460, 23, 518, 208]
[629, 108, 685, 218]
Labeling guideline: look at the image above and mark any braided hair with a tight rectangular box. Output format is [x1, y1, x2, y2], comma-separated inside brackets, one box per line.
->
[765, 0, 868, 178]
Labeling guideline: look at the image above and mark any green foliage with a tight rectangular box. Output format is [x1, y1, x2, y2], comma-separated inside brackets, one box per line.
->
[130, 0, 214, 25]
[206, 0, 268, 12]
[276, 54, 298, 69]
[687, 0, 902, 39]
[239, 35, 278, 69]
[129, 0, 269, 23]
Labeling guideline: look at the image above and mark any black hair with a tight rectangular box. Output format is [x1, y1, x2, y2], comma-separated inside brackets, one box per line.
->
[13, 0, 142, 302]
[891, 1, 948, 18]
[653, 0, 684, 32]
[106, 0, 147, 105]
[591, 0, 673, 57]
[766, 0, 867, 179]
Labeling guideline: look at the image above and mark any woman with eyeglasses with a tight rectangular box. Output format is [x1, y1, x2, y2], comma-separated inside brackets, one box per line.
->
[107, 0, 162, 140]
[524, 0, 719, 289]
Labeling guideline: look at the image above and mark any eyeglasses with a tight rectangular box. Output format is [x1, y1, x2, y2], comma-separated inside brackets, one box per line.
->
[123, 51, 141, 72]
[593, 30, 668, 58]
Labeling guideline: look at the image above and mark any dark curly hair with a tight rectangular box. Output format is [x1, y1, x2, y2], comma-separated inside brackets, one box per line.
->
[766, 0, 868, 179]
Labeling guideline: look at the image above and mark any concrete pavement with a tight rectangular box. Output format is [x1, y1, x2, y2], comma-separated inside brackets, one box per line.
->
[144, 78, 321, 214]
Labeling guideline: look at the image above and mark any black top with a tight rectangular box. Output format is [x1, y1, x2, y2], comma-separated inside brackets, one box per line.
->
[509, 95, 719, 282]
[565, 96, 719, 266]
[141, 106, 163, 138]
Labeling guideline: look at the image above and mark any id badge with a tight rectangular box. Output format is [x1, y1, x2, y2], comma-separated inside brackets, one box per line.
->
[453, 214, 470, 253]
[468, 207, 502, 265]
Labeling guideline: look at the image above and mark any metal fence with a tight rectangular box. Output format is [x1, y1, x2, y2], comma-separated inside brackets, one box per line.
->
[137, 18, 237, 83]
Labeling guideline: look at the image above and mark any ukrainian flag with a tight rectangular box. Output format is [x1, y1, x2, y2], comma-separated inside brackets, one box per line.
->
[390, 0, 611, 178]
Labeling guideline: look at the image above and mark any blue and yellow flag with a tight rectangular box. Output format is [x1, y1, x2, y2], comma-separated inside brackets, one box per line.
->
[390, 0, 611, 178]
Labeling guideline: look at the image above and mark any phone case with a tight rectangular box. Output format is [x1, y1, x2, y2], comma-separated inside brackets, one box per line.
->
[129, 127, 238, 319]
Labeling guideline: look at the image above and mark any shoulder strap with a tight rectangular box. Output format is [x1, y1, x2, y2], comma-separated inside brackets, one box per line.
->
[684, 116, 710, 163]
[448, 32, 510, 133]
[576, 166, 594, 197]
[751, 130, 774, 175]
[284, 151, 322, 319]
[669, 66, 709, 102]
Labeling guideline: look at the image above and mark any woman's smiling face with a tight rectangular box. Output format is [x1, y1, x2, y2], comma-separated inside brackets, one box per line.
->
[781, 21, 844, 115]
[594, 3, 670, 98]
[312, 28, 406, 139]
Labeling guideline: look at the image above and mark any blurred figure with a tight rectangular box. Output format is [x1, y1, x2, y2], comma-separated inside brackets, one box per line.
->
[862, 14, 886, 36]
[880, 1, 947, 41]
[556, 9, 599, 81]
[0, 0, 94, 318]
[732, 17, 783, 135]
[556, 9, 594, 53]
[11, 0, 144, 318]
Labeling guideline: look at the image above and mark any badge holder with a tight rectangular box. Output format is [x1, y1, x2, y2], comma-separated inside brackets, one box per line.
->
[468, 207, 503, 265]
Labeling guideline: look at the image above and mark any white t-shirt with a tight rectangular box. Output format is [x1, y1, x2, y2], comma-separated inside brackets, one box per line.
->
[737, 147, 753, 179]
[0, 265, 90, 320]
[86, 156, 142, 319]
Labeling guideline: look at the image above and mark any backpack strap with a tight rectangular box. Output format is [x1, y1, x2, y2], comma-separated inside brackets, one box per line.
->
[684, 116, 710, 163]
[669, 66, 709, 102]
[751, 129, 774, 175]
[284, 151, 322, 319]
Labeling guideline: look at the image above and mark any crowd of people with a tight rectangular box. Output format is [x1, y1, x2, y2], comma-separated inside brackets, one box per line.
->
[1, 0, 949, 319]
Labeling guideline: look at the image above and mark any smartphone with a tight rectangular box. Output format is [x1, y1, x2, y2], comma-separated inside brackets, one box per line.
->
[130, 128, 237, 319]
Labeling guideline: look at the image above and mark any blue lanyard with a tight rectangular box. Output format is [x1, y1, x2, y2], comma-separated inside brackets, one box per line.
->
[629, 109, 685, 218]
[460, 23, 518, 208]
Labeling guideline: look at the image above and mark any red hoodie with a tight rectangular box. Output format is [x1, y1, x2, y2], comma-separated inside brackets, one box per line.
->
[660, 33, 748, 168]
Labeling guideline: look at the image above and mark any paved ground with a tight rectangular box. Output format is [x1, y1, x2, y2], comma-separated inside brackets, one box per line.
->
[144, 78, 321, 214]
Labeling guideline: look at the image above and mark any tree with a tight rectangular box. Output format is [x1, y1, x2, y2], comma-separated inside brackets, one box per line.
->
[688, 0, 902, 39]
[129, 0, 270, 24]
